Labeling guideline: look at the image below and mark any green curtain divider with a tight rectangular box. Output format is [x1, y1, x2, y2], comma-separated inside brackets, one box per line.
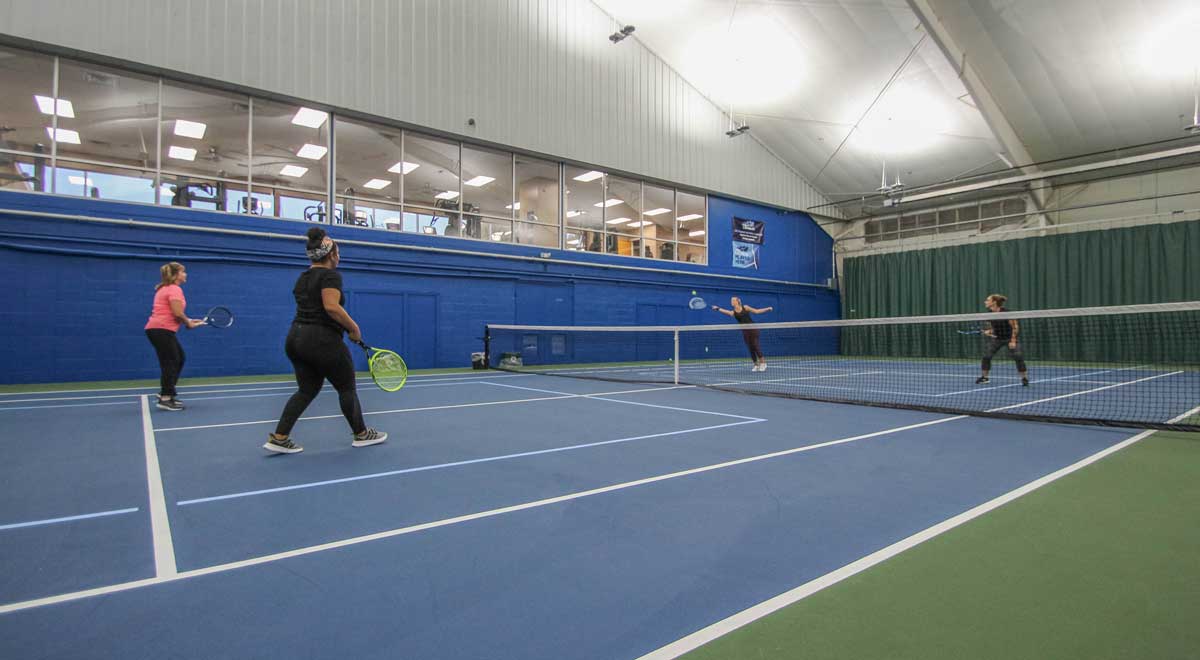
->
[841, 220, 1200, 363]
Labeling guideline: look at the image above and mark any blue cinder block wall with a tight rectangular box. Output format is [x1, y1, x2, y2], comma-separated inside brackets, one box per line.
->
[0, 190, 838, 384]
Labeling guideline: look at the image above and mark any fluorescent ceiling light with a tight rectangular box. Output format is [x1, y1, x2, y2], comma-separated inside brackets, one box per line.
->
[279, 164, 308, 177]
[605, 217, 631, 225]
[434, 191, 460, 200]
[388, 161, 420, 174]
[296, 143, 328, 160]
[291, 107, 328, 128]
[68, 175, 86, 185]
[464, 175, 495, 187]
[677, 213, 703, 221]
[566, 239, 581, 246]
[573, 170, 604, 182]
[34, 95, 74, 118]
[566, 210, 584, 218]
[506, 202, 520, 210]
[173, 119, 207, 139]
[363, 178, 391, 190]
[627, 220, 651, 227]
[644, 208, 671, 216]
[689, 230, 706, 237]
[594, 198, 623, 208]
[168, 145, 197, 161]
[45, 127, 81, 144]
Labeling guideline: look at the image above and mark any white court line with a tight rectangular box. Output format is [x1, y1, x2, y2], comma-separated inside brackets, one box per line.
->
[636, 401, 1200, 660]
[707, 371, 887, 388]
[154, 384, 698, 433]
[140, 396, 176, 577]
[932, 367, 1127, 398]
[0, 400, 139, 412]
[0, 414, 964, 615]
[480, 381, 763, 421]
[987, 371, 1182, 413]
[177, 419, 766, 506]
[0, 507, 140, 531]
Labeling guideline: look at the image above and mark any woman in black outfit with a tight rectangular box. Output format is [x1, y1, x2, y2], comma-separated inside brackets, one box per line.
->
[712, 296, 774, 371]
[264, 227, 387, 454]
[976, 293, 1029, 386]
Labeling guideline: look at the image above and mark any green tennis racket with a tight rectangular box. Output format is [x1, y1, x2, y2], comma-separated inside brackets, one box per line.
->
[354, 340, 408, 392]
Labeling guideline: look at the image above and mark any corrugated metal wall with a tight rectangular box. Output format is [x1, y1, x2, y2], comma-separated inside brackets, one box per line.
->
[0, 0, 831, 212]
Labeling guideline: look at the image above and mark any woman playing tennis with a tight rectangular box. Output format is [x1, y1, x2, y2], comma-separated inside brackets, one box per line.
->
[144, 262, 203, 411]
[976, 293, 1029, 386]
[265, 227, 387, 454]
[711, 296, 774, 371]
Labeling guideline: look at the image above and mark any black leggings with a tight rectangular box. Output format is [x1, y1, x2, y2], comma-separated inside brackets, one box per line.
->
[274, 323, 366, 436]
[742, 328, 764, 362]
[146, 329, 185, 397]
[982, 338, 1027, 372]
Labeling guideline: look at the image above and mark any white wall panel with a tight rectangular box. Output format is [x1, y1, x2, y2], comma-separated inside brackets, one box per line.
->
[0, 0, 831, 211]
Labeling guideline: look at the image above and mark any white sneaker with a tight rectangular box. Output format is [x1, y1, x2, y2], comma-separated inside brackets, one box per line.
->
[759, 364, 767, 372]
[352, 428, 388, 448]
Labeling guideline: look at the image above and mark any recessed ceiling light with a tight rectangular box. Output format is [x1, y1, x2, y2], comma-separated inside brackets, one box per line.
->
[644, 208, 671, 216]
[45, 127, 81, 144]
[173, 119, 207, 139]
[506, 202, 521, 210]
[388, 161, 420, 174]
[363, 178, 391, 190]
[689, 230, 706, 237]
[464, 175, 495, 187]
[291, 107, 328, 128]
[605, 217, 630, 225]
[296, 143, 328, 160]
[566, 210, 584, 218]
[594, 199, 623, 208]
[279, 164, 308, 177]
[68, 175, 86, 185]
[573, 170, 604, 182]
[434, 191, 460, 200]
[677, 214, 703, 221]
[34, 95, 74, 118]
[168, 145, 197, 161]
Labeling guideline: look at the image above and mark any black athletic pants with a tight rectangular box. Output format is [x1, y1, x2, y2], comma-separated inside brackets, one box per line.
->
[742, 328, 764, 362]
[982, 337, 1027, 372]
[145, 329, 185, 398]
[275, 322, 366, 436]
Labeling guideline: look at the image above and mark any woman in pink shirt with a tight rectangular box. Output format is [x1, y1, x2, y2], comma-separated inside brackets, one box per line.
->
[145, 262, 203, 411]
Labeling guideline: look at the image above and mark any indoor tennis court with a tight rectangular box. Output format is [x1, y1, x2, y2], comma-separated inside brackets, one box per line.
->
[2, 1, 1199, 659]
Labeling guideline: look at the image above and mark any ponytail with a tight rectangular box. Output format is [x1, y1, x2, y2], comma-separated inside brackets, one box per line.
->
[156, 262, 184, 290]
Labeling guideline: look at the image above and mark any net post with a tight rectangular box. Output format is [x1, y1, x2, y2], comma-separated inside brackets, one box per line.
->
[483, 325, 491, 370]
[673, 329, 680, 385]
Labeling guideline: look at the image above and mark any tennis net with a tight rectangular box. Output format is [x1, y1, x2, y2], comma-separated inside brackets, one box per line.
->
[485, 301, 1200, 431]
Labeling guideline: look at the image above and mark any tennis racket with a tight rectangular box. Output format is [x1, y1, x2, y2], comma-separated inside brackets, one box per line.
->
[354, 340, 408, 392]
[957, 329, 982, 335]
[688, 296, 707, 310]
[200, 306, 234, 328]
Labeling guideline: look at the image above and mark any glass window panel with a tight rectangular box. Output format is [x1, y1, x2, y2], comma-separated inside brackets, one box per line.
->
[513, 220, 558, 248]
[481, 217, 514, 243]
[677, 243, 706, 264]
[405, 206, 458, 236]
[461, 145, 512, 219]
[250, 97, 329, 219]
[563, 227, 601, 252]
[0, 46, 54, 190]
[403, 133, 460, 209]
[604, 175, 642, 242]
[226, 189, 273, 215]
[516, 155, 559, 229]
[56, 162, 155, 204]
[677, 191, 706, 247]
[642, 183, 675, 244]
[334, 115, 402, 206]
[53, 59, 158, 177]
[159, 176, 236, 210]
[563, 165, 604, 234]
[657, 240, 677, 261]
[159, 82, 249, 189]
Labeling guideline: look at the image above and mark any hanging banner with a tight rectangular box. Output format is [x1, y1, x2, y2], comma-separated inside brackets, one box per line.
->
[732, 217, 765, 269]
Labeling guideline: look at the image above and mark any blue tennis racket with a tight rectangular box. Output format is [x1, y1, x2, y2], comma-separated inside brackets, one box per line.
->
[200, 306, 234, 328]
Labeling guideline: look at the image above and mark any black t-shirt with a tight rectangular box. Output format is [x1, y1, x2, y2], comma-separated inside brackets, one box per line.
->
[733, 308, 754, 324]
[292, 268, 345, 332]
[989, 308, 1012, 341]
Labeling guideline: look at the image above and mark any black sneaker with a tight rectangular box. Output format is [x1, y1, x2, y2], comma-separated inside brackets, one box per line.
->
[1021, 377, 1030, 386]
[156, 397, 184, 411]
[352, 428, 388, 448]
[975, 376, 990, 384]
[263, 434, 303, 454]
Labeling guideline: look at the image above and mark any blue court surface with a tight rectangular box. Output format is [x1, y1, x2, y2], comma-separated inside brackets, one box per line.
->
[0, 370, 1160, 659]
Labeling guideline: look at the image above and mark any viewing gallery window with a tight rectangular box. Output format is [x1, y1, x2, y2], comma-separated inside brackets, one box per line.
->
[0, 44, 708, 264]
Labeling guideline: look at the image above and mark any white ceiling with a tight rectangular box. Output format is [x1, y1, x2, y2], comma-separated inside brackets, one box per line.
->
[592, 0, 1200, 211]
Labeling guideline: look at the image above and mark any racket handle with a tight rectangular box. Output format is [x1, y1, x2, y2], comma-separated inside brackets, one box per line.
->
[354, 339, 371, 351]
